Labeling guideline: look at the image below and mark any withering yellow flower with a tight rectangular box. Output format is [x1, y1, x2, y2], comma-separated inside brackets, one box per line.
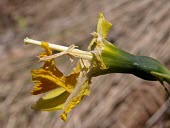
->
[32, 43, 93, 119]
[27, 13, 113, 121]
[25, 13, 170, 121]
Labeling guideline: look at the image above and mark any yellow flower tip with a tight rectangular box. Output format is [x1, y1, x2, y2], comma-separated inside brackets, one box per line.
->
[98, 12, 104, 18]
[97, 12, 112, 39]
[60, 112, 67, 122]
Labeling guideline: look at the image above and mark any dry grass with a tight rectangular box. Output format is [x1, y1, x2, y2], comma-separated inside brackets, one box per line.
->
[0, 0, 170, 128]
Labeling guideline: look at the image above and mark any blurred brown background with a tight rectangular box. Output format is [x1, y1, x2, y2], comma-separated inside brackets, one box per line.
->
[0, 0, 170, 128]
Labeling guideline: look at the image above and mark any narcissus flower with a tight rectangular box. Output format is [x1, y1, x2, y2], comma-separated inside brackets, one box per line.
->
[25, 13, 170, 121]
[30, 42, 92, 121]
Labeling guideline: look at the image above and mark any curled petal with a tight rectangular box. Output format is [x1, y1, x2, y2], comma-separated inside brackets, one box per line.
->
[60, 78, 91, 121]
[32, 87, 70, 111]
[31, 42, 64, 94]
[31, 68, 65, 95]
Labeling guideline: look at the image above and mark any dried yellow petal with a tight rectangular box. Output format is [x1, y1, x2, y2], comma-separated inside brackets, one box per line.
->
[32, 87, 70, 111]
[60, 79, 91, 121]
[97, 12, 112, 39]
